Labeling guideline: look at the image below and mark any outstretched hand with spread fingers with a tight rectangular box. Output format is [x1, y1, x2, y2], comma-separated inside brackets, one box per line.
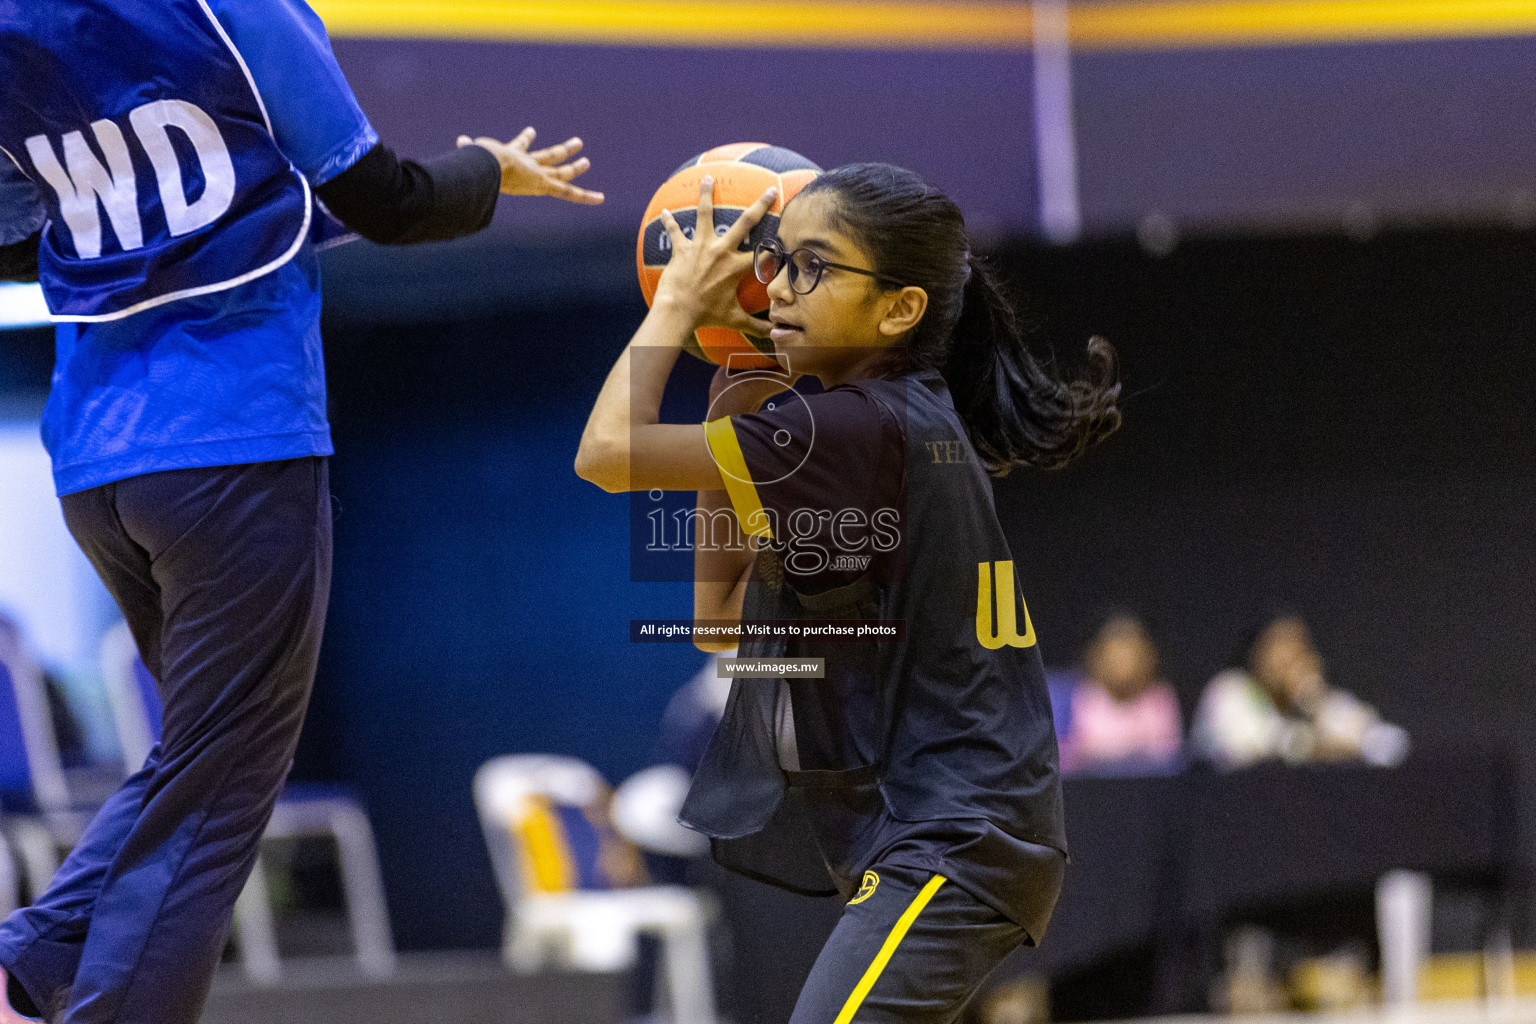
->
[457, 127, 604, 205]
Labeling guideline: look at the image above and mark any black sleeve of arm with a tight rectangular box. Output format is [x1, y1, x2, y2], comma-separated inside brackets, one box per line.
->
[0, 233, 40, 283]
[314, 142, 502, 246]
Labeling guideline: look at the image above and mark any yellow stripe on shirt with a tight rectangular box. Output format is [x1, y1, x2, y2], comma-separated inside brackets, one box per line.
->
[833, 874, 948, 1024]
[703, 416, 774, 541]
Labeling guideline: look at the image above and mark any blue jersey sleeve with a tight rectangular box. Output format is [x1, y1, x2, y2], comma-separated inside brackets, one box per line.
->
[0, 153, 45, 245]
[212, 0, 379, 186]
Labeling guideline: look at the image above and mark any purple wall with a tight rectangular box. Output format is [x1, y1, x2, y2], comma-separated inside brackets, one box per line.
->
[1075, 36, 1536, 234]
[332, 39, 1040, 239]
[330, 32, 1536, 241]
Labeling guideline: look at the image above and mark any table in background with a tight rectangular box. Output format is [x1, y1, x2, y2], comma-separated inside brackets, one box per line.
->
[712, 755, 1520, 1022]
[1000, 754, 1517, 1015]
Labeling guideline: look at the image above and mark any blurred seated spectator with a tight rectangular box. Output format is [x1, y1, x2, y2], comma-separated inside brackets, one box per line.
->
[1055, 614, 1182, 776]
[631, 651, 734, 891]
[1045, 670, 1074, 746]
[1192, 614, 1408, 769]
[625, 653, 738, 1021]
[655, 650, 733, 774]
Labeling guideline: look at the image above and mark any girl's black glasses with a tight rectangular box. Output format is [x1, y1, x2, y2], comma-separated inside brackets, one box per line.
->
[753, 239, 902, 295]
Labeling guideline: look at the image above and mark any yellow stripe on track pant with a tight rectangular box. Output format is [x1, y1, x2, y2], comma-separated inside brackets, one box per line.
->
[832, 874, 948, 1024]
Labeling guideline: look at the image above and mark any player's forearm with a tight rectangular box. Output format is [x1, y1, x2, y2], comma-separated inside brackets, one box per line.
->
[314, 143, 500, 246]
[694, 487, 755, 605]
[690, 374, 765, 620]
[574, 301, 691, 490]
[694, 531, 754, 653]
[0, 233, 39, 282]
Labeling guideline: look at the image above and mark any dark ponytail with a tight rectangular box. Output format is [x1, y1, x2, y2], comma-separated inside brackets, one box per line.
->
[950, 252, 1120, 473]
[800, 163, 1121, 475]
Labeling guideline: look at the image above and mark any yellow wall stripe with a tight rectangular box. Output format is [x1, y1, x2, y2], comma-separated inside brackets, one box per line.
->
[308, 0, 1536, 51]
[308, 0, 1030, 48]
[833, 873, 948, 1024]
[702, 417, 774, 540]
[1074, 1, 1536, 51]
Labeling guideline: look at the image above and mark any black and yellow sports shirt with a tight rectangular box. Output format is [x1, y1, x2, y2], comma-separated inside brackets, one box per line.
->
[680, 367, 1068, 944]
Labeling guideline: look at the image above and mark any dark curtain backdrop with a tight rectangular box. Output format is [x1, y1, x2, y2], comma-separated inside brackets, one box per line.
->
[991, 230, 1536, 750]
[306, 226, 1536, 948]
[5, 226, 1532, 950]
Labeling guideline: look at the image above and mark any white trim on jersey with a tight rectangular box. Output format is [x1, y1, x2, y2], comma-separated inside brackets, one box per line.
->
[44, 0, 314, 323]
[311, 194, 360, 252]
[0, 143, 33, 179]
[49, 175, 312, 323]
[192, 0, 274, 136]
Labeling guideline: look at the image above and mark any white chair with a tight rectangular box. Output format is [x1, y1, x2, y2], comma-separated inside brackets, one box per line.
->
[100, 622, 395, 983]
[0, 830, 19, 920]
[474, 754, 717, 1024]
[0, 639, 79, 900]
[262, 789, 395, 978]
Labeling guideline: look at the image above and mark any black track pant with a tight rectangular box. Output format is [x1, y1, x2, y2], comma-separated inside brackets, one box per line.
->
[789, 863, 1028, 1024]
[0, 457, 331, 1024]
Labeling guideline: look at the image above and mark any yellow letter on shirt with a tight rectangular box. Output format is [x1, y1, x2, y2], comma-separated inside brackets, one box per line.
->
[977, 560, 1036, 650]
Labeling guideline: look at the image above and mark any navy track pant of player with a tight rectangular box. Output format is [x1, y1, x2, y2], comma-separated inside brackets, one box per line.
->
[789, 863, 1029, 1024]
[0, 457, 331, 1024]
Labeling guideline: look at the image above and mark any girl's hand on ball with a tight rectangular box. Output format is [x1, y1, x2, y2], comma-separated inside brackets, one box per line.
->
[655, 178, 778, 335]
[456, 128, 605, 205]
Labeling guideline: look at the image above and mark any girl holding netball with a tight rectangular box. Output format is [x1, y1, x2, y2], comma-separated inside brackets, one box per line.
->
[576, 164, 1119, 1023]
